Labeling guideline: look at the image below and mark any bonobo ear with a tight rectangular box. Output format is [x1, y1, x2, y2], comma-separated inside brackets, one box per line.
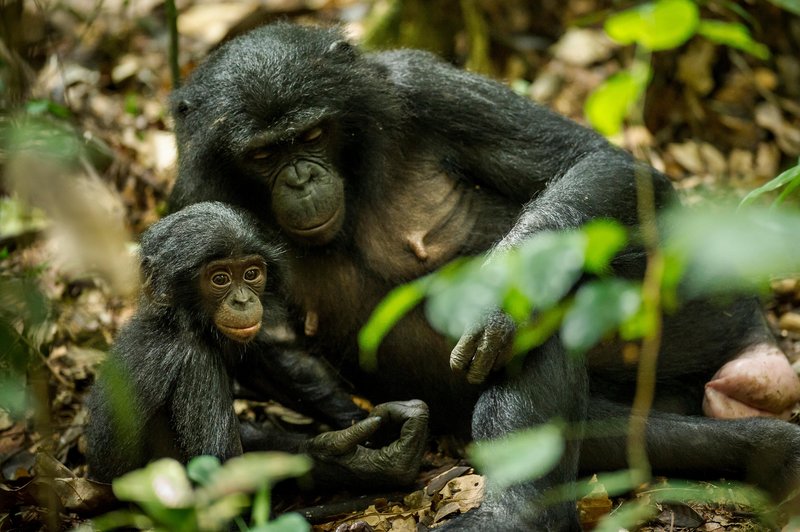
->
[326, 40, 357, 61]
[140, 257, 172, 306]
[173, 98, 191, 117]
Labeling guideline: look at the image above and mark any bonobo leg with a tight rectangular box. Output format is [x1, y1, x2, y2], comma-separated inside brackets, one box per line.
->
[440, 338, 589, 531]
[581, 398, 800, 512]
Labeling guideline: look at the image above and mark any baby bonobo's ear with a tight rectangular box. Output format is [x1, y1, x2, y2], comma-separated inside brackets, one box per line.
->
[326, 39, 358, 61]
[140, 256, 171, 306]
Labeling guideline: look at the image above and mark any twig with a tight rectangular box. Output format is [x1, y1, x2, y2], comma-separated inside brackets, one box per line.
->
[293, 492, 407, 523]
[165, 0, 180, 89]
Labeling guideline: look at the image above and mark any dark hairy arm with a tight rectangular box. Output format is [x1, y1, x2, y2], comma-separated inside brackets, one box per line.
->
[377, 50, 678, 383]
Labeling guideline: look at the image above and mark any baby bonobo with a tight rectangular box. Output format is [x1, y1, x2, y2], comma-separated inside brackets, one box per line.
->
[86, 202, 428, 485]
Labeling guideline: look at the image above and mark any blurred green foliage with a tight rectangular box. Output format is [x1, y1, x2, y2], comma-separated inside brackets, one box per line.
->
[741, 159, 800, 207]
[359, 219, 634, 371]
[586, 0, 769, 135]
[0, 275, 49, 418]
[92, 453, 312, 532]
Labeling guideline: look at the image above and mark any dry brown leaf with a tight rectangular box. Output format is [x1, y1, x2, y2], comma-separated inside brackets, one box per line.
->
[578, 474, 613, 530]
[780, 313, 800, 334]
[678, 40, 716, 95]
[178, 3, 261, 45]
[667, 141, 704, 175]
[756, 102, 800, 156]
[551, 29, 615, 67]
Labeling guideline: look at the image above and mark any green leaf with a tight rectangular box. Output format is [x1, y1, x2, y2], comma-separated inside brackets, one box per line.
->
[112, 458, 194, 508]
[581, 220, 628, 274]
[124, 92, 140, 115]
[512, 305, 566, 355]
[604, 0, 700, 50]
[0, 376, 29, 418]
[249, 513, 311, 532]
[664, 206, 800, 295]
[200, 452, 311, 501]
[24, 99, 71, 119]
[90, 509, 156, 531]
[516, 231, 585, 308]
[697, 20, 770, 60]
[766, 0, 800, 15]
[503, 286, 534, 323]
[425, 256, 512, 339]
[594, 500, 657, 532]
[585, 66, 652, 136]
[196, 494, 249, 531]
[187, 456, 221, 486]
[561, 279, 642, 353]
[740, 160, 800, 206]
[358, 278, 428, 371]
[469, 424, 564, 488]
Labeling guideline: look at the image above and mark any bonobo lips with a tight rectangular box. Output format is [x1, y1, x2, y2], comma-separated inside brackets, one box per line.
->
[286, 205, 343, 242]
[218, 322, 261, 342]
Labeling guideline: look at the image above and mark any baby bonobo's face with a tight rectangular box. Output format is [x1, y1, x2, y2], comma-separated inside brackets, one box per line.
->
[200, 255, 267, 342]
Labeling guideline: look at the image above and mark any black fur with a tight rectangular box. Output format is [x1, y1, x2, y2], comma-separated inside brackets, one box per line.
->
[85, 202, 365, 482]
[168, 24, 800, 529]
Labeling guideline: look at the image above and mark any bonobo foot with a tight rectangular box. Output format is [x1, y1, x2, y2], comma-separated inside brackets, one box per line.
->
[704, 342, 800, 420]
[305, 400, 429, 488]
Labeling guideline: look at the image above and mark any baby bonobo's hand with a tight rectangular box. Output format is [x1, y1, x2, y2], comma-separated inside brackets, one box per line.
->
[304, 400, 429, 488]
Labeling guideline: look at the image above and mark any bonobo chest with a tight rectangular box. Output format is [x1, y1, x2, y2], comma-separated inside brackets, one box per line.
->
[286, 164, 515, 347]
[354, 164, 512, 280]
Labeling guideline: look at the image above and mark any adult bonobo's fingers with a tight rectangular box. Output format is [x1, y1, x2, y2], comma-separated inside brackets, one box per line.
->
[307, 417, 382, 456]
[465, 310, 516, 385]
[383, 400, 429, 456]
[361, 401, 428, 485]
[450, 328, 481, 372]
[371, 400, 429, 426]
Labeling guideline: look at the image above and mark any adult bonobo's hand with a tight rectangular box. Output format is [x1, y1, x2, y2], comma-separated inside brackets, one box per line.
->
[451, 308, 516, 384]
[305, 400, 429, 488]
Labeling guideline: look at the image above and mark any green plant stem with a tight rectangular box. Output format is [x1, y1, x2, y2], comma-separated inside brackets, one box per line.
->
[625, 46, 663, 486]
[252, 483, 270, 527]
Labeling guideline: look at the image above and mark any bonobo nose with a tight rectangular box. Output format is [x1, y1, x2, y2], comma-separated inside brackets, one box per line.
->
[284, 162, 317, 189]
[232, 289, 254, 306]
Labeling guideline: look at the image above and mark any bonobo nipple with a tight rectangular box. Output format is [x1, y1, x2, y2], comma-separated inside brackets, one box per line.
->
[405, 232, 429, 262]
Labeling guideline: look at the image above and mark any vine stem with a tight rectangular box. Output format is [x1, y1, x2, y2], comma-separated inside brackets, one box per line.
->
[624, 46, 664, 486]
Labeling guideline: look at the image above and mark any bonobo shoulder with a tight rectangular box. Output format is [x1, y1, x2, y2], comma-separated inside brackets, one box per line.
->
[368, 49, 460, 90]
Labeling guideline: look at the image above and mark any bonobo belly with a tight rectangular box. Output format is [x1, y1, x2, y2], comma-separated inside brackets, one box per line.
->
[355, 167, 517, 279]
[288, 260, 481, 436]
[360, 308, 482, 436]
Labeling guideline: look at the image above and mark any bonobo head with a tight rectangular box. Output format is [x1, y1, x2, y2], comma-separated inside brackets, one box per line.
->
[199, 254, 266, 342]
[169, 23, 403, 247]
[139, 201, 285, 343]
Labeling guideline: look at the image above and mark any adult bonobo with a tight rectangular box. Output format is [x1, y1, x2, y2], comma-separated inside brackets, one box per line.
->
[169, 23, 800, 530]
[86, 202, 427, 486]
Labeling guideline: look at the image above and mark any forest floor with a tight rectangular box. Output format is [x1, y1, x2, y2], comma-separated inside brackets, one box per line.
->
[1, 1, 800, 531]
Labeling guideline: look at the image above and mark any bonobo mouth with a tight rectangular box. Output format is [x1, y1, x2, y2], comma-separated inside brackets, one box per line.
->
[284, 205, 344, 244]
[218, 322, 261, 342]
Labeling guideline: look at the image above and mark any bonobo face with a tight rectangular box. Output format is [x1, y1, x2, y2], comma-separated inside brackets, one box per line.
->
[200, 255, 267, 342]
[242, 124, 346, 246]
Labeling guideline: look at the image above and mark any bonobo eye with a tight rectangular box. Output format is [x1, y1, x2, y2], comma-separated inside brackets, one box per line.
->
[243, 267, 262, 282]
[211, 272, 231, 287]
[252, 149, 272, 160]
[301, 127, 323, 142]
